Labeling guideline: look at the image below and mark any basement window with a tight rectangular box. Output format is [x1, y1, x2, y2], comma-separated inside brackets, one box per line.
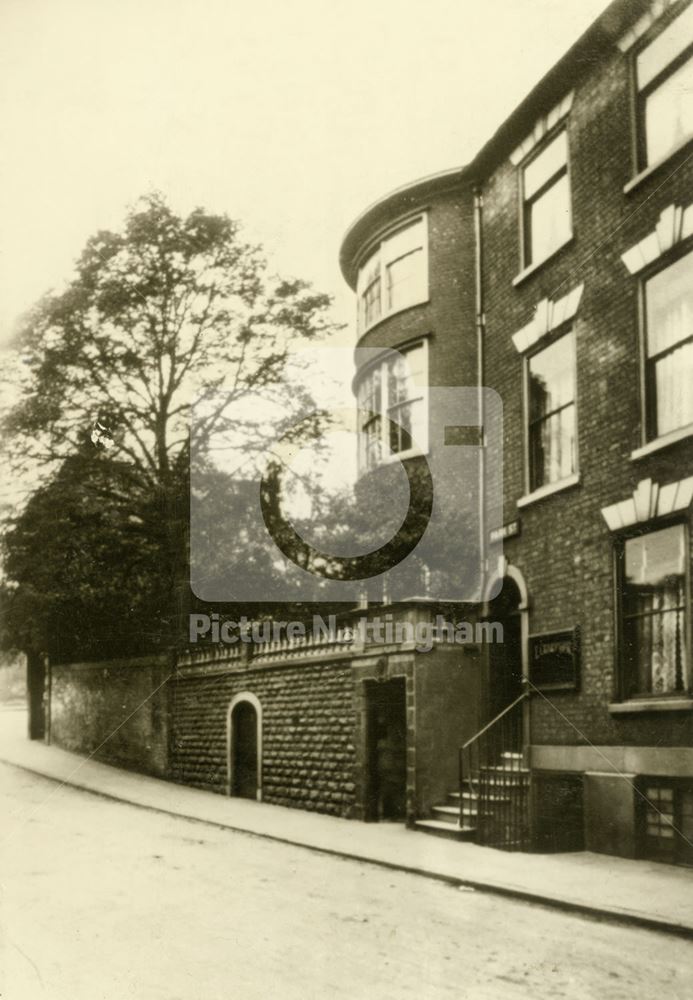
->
[639, 778, 693, 866]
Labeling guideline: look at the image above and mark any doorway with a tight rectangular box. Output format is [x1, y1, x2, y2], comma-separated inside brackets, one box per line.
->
[27, 652, 46, 740]
[229, 696, 261, 800]
[365, 677, 407, 822]
[487, 578, 524, 747]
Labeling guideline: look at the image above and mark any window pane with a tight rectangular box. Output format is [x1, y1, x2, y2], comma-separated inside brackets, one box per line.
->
[528, 332, 576, 489]
[523, 131, 568, 199]
[356, 250, 380, 294]
[653, 340, 693, 435]
[389, 402, 413, 454]
[636, 5, 693, 90]
[646, 251, 693, 436]
[388, 399, 424, 454]
[403, 343, 425, 381]
[528, 333, 575, 421]
[356, 217, 427, 327]
[364, 417, 382, 469]
[527, 173, 571, 264]
[386, 248, 425, 312]
[387, 346, 426, 455]
[624, 524, 685, 594]
[383, 218, 425, 264]
[387, 346, 424, 406]
[361, 277, 381, 329]
[642, 782, 678, 860]
[646, 251, 693, 358]
[623, 525, 687, 696]
[357, 251, 381, 331]
[529, 404, 576, 490]
[357, 367, 381, 421]
[357, 368, 383, 471]
[643, 56, 693, 165]
[624, 608, 686, 695]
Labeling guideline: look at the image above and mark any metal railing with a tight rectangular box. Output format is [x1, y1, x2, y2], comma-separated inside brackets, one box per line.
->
[458, 690, 531, 851]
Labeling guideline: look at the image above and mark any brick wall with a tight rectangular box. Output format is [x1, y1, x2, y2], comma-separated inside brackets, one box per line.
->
[169, 658, 357, 817]
[480, 27, 693, 750]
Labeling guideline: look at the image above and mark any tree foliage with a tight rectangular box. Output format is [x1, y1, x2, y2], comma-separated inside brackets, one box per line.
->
[1, 194, 339, 656]
[4, 193, 334, 483]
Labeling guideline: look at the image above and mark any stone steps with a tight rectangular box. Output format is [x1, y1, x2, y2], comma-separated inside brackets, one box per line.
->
[431, 803, 477, 823]
[411, 818, 477, 841]
[415, 751, 527, 843]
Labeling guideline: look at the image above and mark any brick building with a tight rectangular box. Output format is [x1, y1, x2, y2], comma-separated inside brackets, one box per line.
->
[43, 0, 693, 865]
[339, 0, 693, 862]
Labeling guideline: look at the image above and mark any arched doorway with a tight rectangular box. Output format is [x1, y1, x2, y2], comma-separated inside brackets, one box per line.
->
[227, 694, 262, 801]
[486, 577, 524, 749]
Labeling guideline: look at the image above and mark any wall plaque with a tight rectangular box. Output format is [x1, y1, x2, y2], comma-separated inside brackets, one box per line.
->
[529, 627, 580, 691]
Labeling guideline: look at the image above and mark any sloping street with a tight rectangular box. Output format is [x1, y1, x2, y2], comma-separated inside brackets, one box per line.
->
[1, 761, 691, 1000]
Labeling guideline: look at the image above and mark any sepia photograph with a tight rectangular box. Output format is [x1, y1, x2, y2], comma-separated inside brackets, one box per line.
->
[1, 0, 692, 996]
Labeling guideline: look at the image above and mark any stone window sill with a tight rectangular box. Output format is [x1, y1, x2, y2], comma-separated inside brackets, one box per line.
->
[608, 698, 693, 714]
[623, 134, 693, 195]
[517, 472, 580, 509]
[631, 422, 693, 460]
[512, 233, 574, 288]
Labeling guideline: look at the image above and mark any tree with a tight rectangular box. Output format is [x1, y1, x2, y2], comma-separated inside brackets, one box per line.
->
[1, 194, 339, 653]
[0, 446, 170, 661]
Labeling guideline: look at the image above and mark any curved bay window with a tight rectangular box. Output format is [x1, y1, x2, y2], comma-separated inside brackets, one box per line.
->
[356, 216, 428, 334]
[527, 330, 577, 491]
[618, 523, 690, 699]
[644, 248, 693, 440]
[357, 342, 427, 472]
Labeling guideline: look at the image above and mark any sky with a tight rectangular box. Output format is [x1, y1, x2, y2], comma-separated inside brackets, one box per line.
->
[0, 0, 612, 350]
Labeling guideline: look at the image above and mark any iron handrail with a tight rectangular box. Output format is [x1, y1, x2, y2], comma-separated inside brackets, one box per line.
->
[459, 689, 529, 752]
[458, 688, 531, 850]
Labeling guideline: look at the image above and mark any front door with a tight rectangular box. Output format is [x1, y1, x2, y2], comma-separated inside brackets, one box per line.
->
[231, 701, 258, 799]
[365, 678, 407, 821]
[488, 579, 524, 750]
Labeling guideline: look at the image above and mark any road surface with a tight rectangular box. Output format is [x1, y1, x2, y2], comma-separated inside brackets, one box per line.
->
[0, 761, 691, 999]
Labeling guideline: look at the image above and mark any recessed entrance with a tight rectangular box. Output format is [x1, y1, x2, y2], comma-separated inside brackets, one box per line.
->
[487, 578, 524, 748]
[364, 677, 407, 822]
[27, 652, 46, 740]
[228, 694, 262, 800]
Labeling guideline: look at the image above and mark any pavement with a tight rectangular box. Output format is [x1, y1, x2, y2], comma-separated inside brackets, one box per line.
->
[1, 704, 692, 939]
[6, 763, 692, 1000]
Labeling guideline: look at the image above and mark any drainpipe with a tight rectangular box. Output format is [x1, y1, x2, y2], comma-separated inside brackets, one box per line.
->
[473, 187, 486, 598]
